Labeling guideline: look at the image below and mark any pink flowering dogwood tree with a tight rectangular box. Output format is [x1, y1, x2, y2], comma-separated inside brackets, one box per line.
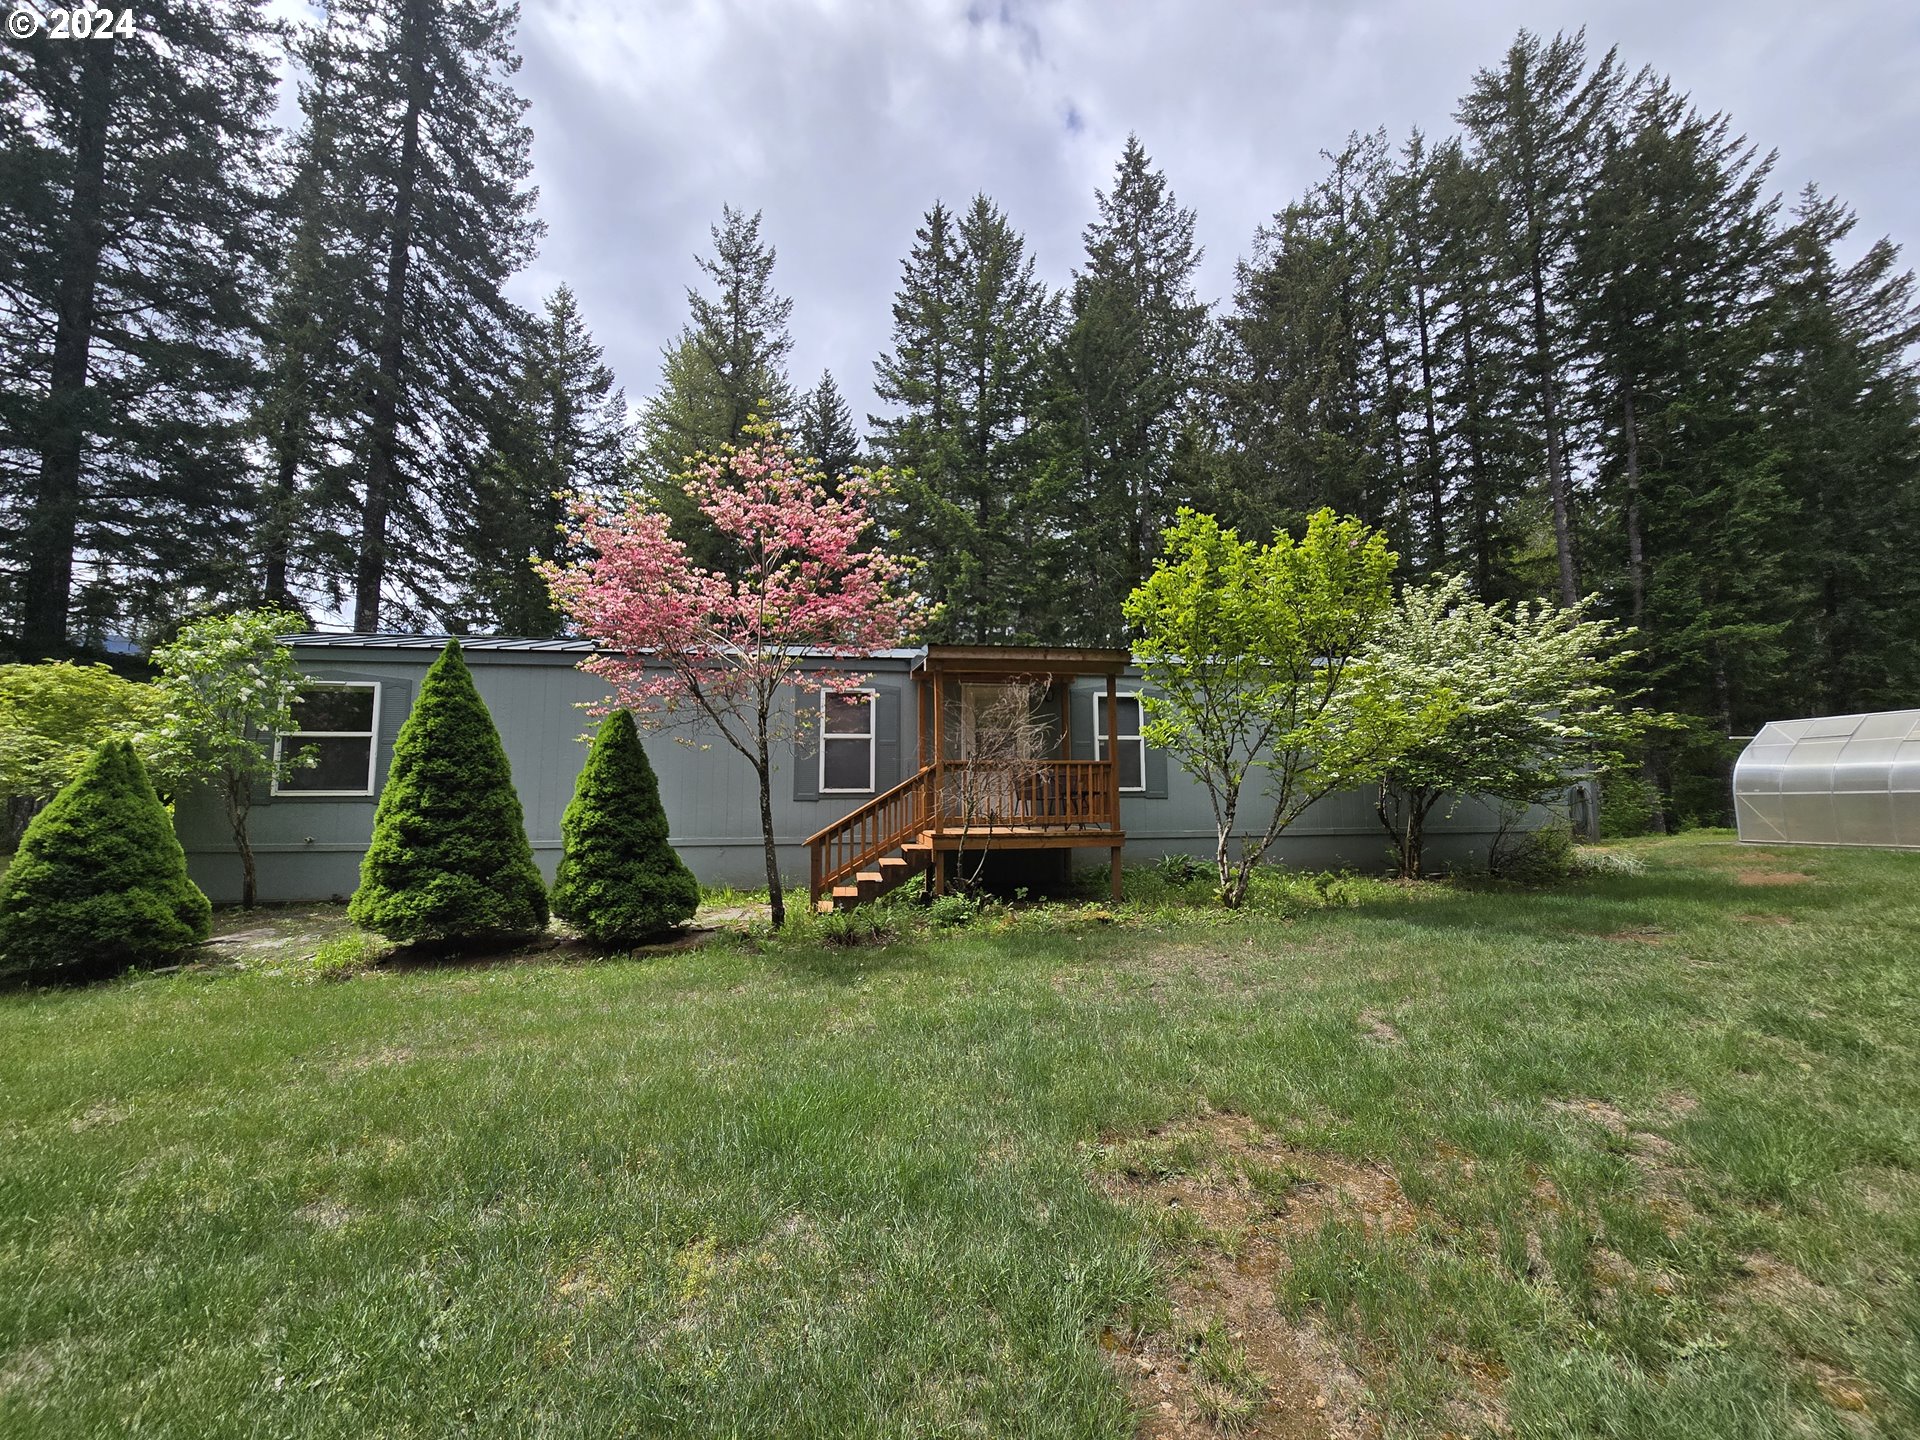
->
[542, 423, 920, 927]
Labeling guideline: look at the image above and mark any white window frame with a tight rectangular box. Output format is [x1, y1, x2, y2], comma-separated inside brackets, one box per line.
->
[272, 681, 382, 797]
[819, 687, 877, 795]
[1094, 692, 1148, 794]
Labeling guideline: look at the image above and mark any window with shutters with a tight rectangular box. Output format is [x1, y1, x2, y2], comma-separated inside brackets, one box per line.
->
[273, 683, 381, 796]
[820, 689, 876, 793]
[1093, 693, 1147, 793]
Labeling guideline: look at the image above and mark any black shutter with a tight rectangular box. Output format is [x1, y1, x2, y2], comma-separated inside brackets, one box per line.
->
[1070, 685, 1095, 761]
[1140, 688, 1168, 797]
[369, 678, 411, 800]
[873, 686, 902, 791]
[792, 687, 820, 802]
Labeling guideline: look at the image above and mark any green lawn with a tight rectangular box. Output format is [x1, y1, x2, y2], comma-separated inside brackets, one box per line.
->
[2, 835, 1916, 1438]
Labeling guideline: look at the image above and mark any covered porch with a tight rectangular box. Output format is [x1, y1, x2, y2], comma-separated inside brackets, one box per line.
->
[806, 644, 1133, 909]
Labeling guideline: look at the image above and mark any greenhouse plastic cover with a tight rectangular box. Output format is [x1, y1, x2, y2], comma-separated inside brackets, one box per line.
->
[1733, 709, 1920, 850]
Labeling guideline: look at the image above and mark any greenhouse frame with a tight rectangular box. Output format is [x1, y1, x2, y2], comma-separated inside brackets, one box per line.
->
[1732, 709, 1920, 850]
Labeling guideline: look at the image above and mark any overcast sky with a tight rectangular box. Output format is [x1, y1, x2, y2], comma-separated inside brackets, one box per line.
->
[502, 0, 1919, 427]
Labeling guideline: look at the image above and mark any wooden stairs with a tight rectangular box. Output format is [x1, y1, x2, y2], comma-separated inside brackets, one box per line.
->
[804, 758, 1124, 913]
[815, 838, 934, 914]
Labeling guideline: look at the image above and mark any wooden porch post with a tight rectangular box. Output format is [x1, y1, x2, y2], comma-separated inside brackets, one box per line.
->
[1106, 672, 1121, 901]
[931, 665, 945, 838]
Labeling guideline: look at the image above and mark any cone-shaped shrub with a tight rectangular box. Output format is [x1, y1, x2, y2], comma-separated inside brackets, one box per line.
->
[552, 710, 701, 945]
[348, 640, 547, 945]
[0, 740, 211, 976]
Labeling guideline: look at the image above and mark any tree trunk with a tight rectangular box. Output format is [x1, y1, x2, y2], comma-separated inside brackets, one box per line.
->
[353, 0, 432, 633]
[1528, 253, 1580, 607]
[233, 815, 258, 909]
[22, 40, 117, 657]
[1460, 325, 1494, 596]
[262, 401, 306, 607]
[757, 742, 784, 928]
[1622, 386, 1646, 627]
[1411, 268, 1445, 569]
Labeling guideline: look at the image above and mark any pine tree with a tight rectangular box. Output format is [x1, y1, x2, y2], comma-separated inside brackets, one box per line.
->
[639, 206, 797, 569]
[551, 711, 700, 945]
[1459, 28, 1625, 605]
[0, 2, 278, 655]
[253, 14, 365, 615]
[872, 195, 1060, 641]
[1048, 137, 1209, 644]
[1571, 84, 1788, 740]
[349, 640, 548, 945]
[1216, 135, 1397, 546]
[797, 371, 862, 492]
[0, 741, 211, 977]
[1767, 189, 1920, 717]
[281, 0, 541, 632]
[450, 286, 633, 634]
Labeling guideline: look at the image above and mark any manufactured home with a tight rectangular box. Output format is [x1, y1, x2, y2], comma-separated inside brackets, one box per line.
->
[174, 635, 1538, 905]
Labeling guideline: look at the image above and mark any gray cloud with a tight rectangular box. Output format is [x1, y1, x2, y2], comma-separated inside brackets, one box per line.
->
[507, 0, 1920, 429]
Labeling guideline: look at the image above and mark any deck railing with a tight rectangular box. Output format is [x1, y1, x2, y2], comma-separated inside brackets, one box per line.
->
[935, 760, 1116, 832]
[806, 759, 1118, 901]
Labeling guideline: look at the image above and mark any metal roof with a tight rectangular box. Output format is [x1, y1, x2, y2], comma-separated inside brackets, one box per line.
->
[285, 633, 594, 652]
[282, 632, 923, 660]
[1732, 709, 1920, 850]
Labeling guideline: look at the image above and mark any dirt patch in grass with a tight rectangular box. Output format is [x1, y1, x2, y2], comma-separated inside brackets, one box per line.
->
[296, 1199, 354, 1230]
[1095, 1112, 1423, 1438]
[0, 1345, 53, 1398]
[1736, 869, 1811, 887]
[1356, 1011, 1403, 1047]
[1599, 925, 1669, 944]
[1544, 1097, 1699, 1230]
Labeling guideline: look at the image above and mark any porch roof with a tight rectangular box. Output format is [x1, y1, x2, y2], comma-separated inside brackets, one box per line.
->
[912, 644, 1131, 679]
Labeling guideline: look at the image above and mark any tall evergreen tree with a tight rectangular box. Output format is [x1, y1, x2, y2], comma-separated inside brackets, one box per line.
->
[1459, 28, 1625, 605]
[872, 196, 1061, 641]
[639, 206, 796, 568]
[1767, 189, 1920, 717]
[1048, 137, 1209, 645]
[0, 2, 278, 655]
[1216, 134, 1397, 548]
[1572, 85, 1787, 730]
[280, 0, 541, 632]
[797, 371, 863, 492]
[450, 286, 633, 634]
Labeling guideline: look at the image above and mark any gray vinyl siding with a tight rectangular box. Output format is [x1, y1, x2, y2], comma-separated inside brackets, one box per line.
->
[175, 643, 1551, 903]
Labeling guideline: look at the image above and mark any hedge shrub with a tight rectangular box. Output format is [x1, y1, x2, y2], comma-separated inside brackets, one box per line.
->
[0, 740, 211, 977]
[348, 639, 547, 945]
[551, 710, 700, 945]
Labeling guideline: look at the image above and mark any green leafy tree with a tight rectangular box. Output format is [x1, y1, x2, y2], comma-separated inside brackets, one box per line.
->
[0, 661, 164, 843]
[1363, 576, 1646, 877]
[146, 609, 308, 908]
[349, 639, 547, 944]
[1124, 508, 1409, 907]
[0, 741, 211, 978]
[551, 710, 700, 945]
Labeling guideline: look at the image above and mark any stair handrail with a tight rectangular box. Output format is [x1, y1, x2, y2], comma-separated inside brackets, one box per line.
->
[806, 766, 934, 899]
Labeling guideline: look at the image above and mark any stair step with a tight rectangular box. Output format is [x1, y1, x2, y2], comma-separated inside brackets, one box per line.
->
[831, 885, 860, 902]
[815, 898, 836, 915]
